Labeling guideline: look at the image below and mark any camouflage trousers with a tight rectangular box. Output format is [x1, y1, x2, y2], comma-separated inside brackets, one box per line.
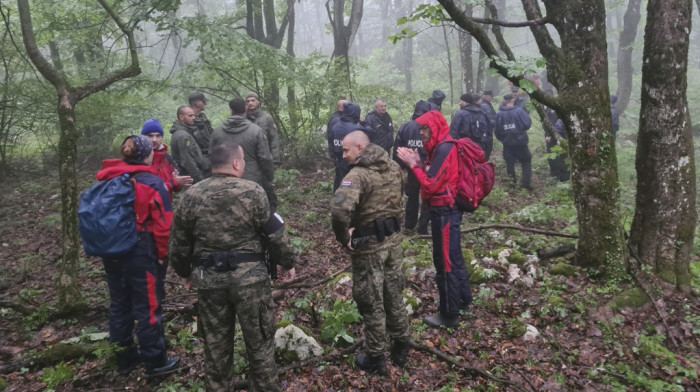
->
[197, 280, 279, 392]
[351, 234, 410, 357]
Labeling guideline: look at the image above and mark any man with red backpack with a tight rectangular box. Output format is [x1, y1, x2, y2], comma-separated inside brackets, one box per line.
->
[396, 110, 472, 329]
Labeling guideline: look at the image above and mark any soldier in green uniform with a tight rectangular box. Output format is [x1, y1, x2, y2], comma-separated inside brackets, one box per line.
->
[169, 142, 296, 391]
[170, 106, 210, 183]
[331, 131, 411, 375]
[188, 92, 214, 157]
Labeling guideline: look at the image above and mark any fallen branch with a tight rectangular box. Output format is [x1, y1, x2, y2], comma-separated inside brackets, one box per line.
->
[273, 265, 352, 290]
[406, 340, 528, 392]
[416, 224, 578, 240]
[232, 339, 364, 390]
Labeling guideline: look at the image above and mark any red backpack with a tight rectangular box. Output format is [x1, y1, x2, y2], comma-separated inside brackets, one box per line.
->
[440, 138, 495, 212]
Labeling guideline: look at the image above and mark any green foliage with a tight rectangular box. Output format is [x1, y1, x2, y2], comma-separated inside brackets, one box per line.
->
[320, 299, 362, 345]
[610, 288, 650, 310]
[690, 262, 700, 295]
[40, 362, 74, 391]
[176, 328, 197, 353]
[550, 262, 578, 277]
[24, 305, 51, 330]
[42, 213, 62, 228]
[0, 378, 7, 391]
[157, 380, 206, 392]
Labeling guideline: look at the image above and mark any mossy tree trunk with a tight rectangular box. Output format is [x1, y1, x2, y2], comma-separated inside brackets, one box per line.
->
[17, 0, 143, 311]
[629, 0, 696, 290]
[439, 0, 628, 278]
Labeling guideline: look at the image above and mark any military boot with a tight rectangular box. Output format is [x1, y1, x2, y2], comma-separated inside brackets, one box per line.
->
[145, 356, 180, 376]
[355, 353, 388, 375]
[390, 339, 411, 367]
[423, 314, 459, 329]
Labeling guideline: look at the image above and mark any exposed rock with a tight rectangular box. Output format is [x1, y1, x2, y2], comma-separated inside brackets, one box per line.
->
[550, 261, 577, 277]
[402, 289, 422, 315]
[508, 264, 522, 283]
[523, 324, 539, 341]
[275, 324, 324, 364]
[610, 288, 650, 310]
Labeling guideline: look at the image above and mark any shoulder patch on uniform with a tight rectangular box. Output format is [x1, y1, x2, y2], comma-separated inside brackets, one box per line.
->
[342, 180, 352, 186]
[333, 192, 346, 204]
[186, 140, 191, 147]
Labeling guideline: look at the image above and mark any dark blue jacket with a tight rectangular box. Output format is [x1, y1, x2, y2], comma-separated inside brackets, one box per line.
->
[449, 105, 491, 144]
[393, 100, 431, 169]
[330, 103, 372, 161]
[554, 119, 568, 139]
[327, 111, 342, 157]
[495, 105, 532, 147]
[364, 110, 394, 153]
[481, 102, 497, 129]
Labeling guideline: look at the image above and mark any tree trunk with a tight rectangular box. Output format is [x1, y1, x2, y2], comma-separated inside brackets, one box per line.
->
[326, 0, 364, 94]
[615, 0, 642, 115]
[402, 37, 413, 93]
[286, 0, 298, 138]
[475, 6, 489, 93]
[442, 25, 454, 106]
[629, 0, 696, 290]
[458, 4, 473, 93]
[56, 92, 82, 309]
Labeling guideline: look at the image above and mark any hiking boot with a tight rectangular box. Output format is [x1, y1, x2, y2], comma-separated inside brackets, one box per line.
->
[423, 314, 459, 329]
[116, 346, 141, 375]
[355, 353, 387, 375]
[390, 339, 411, 367]
[145, 356, 180, 376]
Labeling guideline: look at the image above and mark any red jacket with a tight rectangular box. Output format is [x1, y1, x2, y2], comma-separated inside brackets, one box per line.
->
[412, 111, 459, 207]
[97, 160, 173, 260]
[152, 144, 180, 200]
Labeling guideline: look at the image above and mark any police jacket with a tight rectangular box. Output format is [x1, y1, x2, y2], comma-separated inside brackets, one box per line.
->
[412, 111, 459, 207]
[327, 111, 342, 158]
[247, 109, 280, 164]
[449, 105, 491, 144]
[393, 100, 431, 170]
[170, 121, 210, 183]
[169, 174, 295, 289]
[211, 116, 274, 185]
[330, 103, 372, 161]
[331, 143, 405, 247]
[97, 160, 173, 260]
[481, 102, 497, 129]
[363, 110, 394, 153]
[495, 105, 532, 147]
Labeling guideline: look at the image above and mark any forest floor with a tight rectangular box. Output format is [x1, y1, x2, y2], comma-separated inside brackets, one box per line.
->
[0, 151, 699, 392]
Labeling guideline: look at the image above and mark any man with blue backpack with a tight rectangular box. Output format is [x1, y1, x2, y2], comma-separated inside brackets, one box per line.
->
[79, 135, 179, 376]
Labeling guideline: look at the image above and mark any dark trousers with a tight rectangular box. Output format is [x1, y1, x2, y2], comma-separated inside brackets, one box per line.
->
[430, 206, 472, 318]
[261, 181, 278, 212]
[404, 172, 429, 231]
[546, 142, 570, 182]
[333, 158, 350, 192]
[475, 139, 494, 162]
[103, 235, 167, 368]
[503, 143, 532, 188]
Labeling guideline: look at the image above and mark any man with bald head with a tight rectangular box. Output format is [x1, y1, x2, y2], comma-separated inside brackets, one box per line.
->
[363, 99, 394, 154]
[331, 131, 411, 375]
[171, 105, 210, 183]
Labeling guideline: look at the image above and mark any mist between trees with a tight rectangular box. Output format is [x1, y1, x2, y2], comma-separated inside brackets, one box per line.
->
[0, 0, 698, 309]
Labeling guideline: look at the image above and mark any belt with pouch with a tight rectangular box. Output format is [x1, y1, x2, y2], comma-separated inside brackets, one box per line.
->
[351, 217, 400, 247]
[193, 251, 265, 272]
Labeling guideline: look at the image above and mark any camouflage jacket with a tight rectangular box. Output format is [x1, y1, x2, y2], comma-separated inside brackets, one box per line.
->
[193, 112, 214, 156]
[247, 109, 280, 164]
[169, 174, 295, 289]
[331, 143, 405, 247]
[170, 121, 210, 183]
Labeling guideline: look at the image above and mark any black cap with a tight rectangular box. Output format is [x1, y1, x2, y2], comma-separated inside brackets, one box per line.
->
[460, 93, 473, 104]
[510, 86, 520, 93]
[503, 94, 514, 101]
[483, 90, 493, 96]
[188, 92, 207, 106]
[472, 93, 482, 103]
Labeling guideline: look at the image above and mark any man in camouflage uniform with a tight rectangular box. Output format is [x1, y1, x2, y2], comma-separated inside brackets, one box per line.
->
[170, 106, 210, 183]
[246, 92, 280, 165]
[188, 92, 214, 157]
[170, 142, 296, 392]
[331, 131, 411, 375]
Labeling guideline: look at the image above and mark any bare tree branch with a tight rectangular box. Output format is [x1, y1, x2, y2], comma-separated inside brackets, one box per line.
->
[521, 0, 562, 68]
[469, 14, 550, 28]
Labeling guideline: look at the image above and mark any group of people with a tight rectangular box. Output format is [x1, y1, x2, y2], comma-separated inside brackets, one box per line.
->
[96, 92, 295, 391]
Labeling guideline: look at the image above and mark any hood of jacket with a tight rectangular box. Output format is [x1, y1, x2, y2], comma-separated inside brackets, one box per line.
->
[499, 104, 519, 112]
[464, 104, 484, 114]
[340, 103, 361, 123]
[219, 115, 250, 134]
[411, 100, 433, 120]
[170, 121, 194, 134]
[415, 110, 452, 153]
[352, 143, 391, 172]
[97, 159, 156, 181]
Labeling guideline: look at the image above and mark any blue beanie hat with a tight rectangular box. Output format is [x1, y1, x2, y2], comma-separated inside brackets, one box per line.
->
[141, 118, 164, 136]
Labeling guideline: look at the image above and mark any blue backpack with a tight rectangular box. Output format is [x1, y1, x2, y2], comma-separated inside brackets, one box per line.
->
[79, 174, 142, 258]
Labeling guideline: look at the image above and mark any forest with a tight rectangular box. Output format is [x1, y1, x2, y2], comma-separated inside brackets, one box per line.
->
[0, 0, 699, 390]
